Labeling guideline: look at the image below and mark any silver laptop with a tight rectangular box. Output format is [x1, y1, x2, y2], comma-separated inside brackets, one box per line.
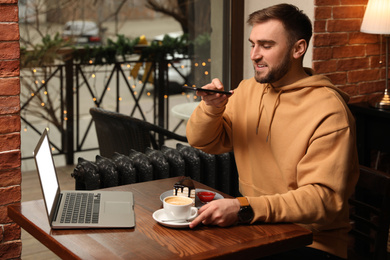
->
[33, 129, 135, 229]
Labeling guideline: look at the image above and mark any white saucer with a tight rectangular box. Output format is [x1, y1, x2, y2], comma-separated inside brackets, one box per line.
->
[160, 188, 224, 208]
[153, 208, 197, 228]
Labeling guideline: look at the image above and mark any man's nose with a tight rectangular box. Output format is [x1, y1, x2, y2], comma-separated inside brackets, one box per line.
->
[250, 46, 262, 61]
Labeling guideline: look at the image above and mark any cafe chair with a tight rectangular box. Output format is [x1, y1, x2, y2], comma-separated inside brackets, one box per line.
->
[90, 107, 187, 158]
[348, 165, 390, 260]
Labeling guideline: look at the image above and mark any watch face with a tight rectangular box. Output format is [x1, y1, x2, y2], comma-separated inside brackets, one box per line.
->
[238, 206, 254, 224]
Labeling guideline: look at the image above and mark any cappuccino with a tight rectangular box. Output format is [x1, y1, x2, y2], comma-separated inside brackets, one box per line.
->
[165, 196, 192, 205]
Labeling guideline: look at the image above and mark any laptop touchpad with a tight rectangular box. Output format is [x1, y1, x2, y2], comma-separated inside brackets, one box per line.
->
[104, 201, 132, 214]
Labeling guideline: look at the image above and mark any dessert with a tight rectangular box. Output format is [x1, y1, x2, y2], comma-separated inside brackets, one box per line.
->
[173, 177, 195, 205]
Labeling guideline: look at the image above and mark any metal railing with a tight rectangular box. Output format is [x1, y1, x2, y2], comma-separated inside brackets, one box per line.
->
[20, 54, 192, 165]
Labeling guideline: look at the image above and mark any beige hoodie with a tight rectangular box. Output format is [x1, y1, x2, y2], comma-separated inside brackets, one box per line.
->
[186, 69, 359, 259]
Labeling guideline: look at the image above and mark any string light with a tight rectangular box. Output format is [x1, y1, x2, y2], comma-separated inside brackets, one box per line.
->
[41, 102, 45, 107]
[92, 74, 96, 78]
[202, 62, 206, 66]
[118, 97, 122, 101]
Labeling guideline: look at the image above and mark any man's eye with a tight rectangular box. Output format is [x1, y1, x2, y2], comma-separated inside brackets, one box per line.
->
[263, 45, 272, 49]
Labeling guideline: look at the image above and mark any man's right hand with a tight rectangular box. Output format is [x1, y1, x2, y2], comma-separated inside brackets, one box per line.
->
[197, 78, 233, 108]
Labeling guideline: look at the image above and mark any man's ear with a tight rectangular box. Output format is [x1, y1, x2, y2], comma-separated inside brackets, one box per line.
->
[292, 39, 307, 59]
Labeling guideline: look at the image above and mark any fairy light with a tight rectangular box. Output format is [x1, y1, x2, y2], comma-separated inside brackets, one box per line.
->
[92, 74, 96, 78]
[118, 97, 122, 101]
[107, 87, 111, 91]
[89, 60, 93, 64]
[41, 80, 45, 84]
[33, 69, 37, 73]
[147, 92, 151, 96]
[194, 63, 199, 67]
[93, 97, 97, 102]
[44, 91, 47, 95]
[204, 71, 209, 75]
[41, 102, 45, 107]
[31, 93, 34, 97]
[164, 95, 168, 99]
[127, 64, 131, 68]
[35, 80, 38, 85]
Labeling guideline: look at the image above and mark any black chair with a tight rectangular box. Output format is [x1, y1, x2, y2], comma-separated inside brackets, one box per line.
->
[348, 166, 390, 260]
[90, 107, 187, 158]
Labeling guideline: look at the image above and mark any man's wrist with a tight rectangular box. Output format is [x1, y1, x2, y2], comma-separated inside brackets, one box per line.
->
[236, 197, 254, 224]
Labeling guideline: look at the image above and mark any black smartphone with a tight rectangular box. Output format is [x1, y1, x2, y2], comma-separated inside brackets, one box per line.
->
[183, 85, 232, 95]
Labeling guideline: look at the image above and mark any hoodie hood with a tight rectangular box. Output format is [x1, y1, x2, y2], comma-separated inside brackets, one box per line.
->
[256, 68, 350, 140]
[274, 68, 349, 102]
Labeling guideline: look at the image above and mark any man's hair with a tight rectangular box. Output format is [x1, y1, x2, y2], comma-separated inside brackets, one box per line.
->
[247, 4, 312, 49]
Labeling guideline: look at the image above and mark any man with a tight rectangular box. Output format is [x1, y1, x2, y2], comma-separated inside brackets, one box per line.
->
[186, 4, 359, 260]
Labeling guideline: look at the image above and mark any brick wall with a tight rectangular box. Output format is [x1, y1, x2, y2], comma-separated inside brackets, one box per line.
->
[313, 0, 385, 103]
[0, 0, 22, 259]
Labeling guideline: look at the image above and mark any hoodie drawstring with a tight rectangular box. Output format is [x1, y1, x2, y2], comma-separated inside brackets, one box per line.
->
[256, 84, 269, 135]
[265, 90, 282, 142]
[256, 84, 283, 142]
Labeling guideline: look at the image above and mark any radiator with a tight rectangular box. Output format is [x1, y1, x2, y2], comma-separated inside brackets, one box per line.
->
[71, 143, 240, 196]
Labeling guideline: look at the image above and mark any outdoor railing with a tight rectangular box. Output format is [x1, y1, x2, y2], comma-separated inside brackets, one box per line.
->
[20, 51, 194, 165]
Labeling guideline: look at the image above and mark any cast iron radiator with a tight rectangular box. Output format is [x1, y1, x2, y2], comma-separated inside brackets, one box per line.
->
[71, 143, 240, 196]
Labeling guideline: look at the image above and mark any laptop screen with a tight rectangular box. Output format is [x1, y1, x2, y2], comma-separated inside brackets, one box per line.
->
[34, 131, 59, 215]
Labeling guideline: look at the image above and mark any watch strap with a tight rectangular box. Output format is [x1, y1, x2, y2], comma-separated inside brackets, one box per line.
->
[237, 197, 250, 207]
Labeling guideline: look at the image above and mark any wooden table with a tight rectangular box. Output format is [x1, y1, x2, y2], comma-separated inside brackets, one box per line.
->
[8, 177, 312, 259]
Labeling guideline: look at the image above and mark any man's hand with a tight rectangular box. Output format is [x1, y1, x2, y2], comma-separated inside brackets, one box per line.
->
[197, 78, 233, 108]
[189, 198, 240, 228]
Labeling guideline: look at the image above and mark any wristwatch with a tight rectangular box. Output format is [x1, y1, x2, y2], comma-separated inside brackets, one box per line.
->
[237, 197, 254, 224]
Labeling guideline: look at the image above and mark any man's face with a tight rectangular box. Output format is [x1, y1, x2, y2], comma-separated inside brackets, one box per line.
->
[249, 20, 292, 86]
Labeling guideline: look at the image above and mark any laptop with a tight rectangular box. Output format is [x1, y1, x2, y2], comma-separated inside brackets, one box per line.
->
[33, 129, 135, 229]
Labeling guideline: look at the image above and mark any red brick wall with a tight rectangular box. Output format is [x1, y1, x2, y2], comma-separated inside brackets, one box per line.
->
[313, 0, 385, 103]
[0, 0, 22, 259]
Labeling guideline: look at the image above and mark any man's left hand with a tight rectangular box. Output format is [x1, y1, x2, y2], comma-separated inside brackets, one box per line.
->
[189, 198, 240, 228]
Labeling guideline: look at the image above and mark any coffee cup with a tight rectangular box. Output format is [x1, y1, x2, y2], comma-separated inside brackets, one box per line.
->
[163, 196, 198, 220]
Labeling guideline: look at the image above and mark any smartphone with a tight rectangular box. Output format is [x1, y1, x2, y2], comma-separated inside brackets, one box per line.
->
[183, 85, 232, 95]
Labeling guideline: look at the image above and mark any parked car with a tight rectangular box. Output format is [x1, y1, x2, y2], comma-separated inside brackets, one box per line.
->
[62, 20, 103, 46]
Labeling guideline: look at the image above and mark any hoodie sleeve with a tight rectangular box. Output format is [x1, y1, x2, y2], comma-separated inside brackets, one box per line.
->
[247, 123, 359, 227]
[186, 100, 234, 155]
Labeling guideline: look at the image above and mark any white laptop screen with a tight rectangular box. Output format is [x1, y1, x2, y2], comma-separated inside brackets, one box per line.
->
[35, 134, 59, 214]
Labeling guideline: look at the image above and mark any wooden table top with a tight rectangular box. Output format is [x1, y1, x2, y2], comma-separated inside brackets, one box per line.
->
[8, 177, 312, 259]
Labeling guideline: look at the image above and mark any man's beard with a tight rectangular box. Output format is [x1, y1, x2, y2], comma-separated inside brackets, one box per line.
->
[254, 54, 292, 84]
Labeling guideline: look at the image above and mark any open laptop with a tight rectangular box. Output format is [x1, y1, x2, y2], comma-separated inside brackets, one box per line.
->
[33, 129, 135, 229]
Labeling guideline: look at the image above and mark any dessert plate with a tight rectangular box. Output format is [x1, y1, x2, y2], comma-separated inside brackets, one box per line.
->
[153, 208, 197, 228]
[160, 189, 224, 208]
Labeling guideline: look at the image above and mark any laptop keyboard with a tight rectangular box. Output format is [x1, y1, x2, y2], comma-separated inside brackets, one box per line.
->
[60, 193, 101, 224]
